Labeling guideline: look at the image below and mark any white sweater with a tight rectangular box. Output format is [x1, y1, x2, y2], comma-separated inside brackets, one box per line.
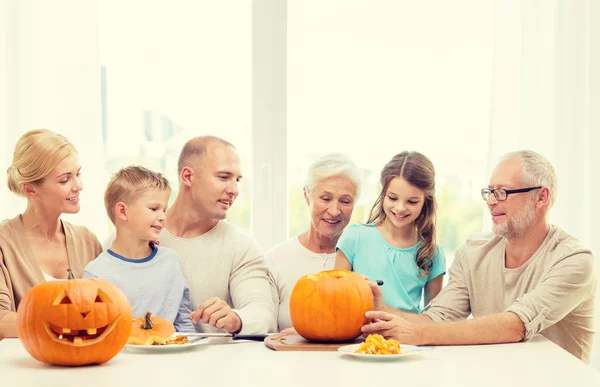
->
[265, 236, 336, 330]
[159, 221, 277, 334]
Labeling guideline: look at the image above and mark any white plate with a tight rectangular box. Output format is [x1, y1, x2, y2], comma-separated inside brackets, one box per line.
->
[338, 343, 433, 360]
[123, 335, 210, 353]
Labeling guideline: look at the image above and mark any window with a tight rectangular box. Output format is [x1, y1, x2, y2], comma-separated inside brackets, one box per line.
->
[98, 1, 252, 239]
[287, 0, 494, 264]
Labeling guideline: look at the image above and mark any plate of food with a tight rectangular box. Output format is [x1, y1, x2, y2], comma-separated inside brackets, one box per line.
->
[338, 334, 433, 360]
[124, 334, 210, 353]
[124, 312, 211, 353]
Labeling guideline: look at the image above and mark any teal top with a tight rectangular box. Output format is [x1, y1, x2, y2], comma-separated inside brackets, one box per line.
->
[336, 224, 446, 312]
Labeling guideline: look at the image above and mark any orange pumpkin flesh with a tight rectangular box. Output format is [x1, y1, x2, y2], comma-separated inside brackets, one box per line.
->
[289, 270, 374, 342]
[128, 311, 175, 345]
[17, 274, 133, 366]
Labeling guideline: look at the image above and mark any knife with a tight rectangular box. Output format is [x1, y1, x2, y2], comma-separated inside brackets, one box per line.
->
[184, 332, 270, 342]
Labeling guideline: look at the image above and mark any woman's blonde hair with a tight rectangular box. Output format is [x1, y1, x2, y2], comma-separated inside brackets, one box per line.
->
[366, 151, 438, 277]
[7, 129, 77, 197]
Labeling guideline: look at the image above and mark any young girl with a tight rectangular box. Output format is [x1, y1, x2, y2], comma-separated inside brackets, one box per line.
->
[335, 151, 445, 312]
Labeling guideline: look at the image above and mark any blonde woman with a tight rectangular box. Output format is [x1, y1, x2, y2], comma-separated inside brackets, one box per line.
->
[0, 129, 102, 338]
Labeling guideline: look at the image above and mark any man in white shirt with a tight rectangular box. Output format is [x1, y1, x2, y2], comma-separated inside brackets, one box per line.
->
[160, 136, 276, 334]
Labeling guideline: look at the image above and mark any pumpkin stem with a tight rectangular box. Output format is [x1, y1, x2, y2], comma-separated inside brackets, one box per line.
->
[141, 311, 155, 330]
[67, 269, 75, 280]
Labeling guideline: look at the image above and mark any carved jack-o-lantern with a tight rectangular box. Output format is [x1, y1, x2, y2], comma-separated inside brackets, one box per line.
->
[17, 272, 133, 366]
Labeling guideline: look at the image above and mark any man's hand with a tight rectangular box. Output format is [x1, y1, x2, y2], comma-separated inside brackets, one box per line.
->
[190, 297, 242, 333]
[361, 311, 425, 345]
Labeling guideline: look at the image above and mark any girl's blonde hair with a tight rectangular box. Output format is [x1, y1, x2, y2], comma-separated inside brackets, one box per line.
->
[7, 129, 77, 197]
[367, 151, 438, 276]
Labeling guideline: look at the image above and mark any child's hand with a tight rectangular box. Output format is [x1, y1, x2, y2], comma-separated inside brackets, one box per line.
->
[191, 297, 242, 333]
[358, 275, 384, 311]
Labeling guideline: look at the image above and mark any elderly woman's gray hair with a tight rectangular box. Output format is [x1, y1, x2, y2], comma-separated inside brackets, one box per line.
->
[304, 153, 361, 197]
[499, 150, 557, 208]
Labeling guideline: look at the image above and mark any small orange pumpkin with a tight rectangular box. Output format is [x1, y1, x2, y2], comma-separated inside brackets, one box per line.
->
[17, 271, 133, 366]
[290, 269, 374, 342]
[128, 311, 175, 345]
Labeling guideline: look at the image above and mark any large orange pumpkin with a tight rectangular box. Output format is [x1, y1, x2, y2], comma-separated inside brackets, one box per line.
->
[128, 311, 176, 345]
[17, 272, 132, 366]
[289, 269, 374, 342]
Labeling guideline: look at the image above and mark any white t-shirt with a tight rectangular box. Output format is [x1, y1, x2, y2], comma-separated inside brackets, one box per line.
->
[264, 236, 336, 330]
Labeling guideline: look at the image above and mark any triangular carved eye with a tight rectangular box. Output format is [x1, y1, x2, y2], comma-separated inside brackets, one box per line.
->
[94, 288, 112, 303]
[52, 289, 72, 305]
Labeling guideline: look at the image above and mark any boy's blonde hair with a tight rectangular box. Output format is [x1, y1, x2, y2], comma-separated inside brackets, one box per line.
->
[104, 166, 171, 224]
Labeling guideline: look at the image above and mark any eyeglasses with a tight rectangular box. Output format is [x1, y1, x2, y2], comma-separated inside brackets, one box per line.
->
[481, 186, 542, 201]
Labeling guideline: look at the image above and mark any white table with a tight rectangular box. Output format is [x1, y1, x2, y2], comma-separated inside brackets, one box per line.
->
[1, 336, 599, 387]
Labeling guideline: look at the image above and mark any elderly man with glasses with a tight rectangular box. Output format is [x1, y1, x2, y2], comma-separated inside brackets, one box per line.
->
[361, 150, 596, 363]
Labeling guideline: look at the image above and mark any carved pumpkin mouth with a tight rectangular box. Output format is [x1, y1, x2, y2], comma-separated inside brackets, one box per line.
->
[43, 316, 120, 347]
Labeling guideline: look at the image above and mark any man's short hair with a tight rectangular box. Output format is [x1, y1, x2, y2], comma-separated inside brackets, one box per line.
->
[177, 136, 235, 175]
[104, 165, 171, 224]
[499, 150, 557, 208]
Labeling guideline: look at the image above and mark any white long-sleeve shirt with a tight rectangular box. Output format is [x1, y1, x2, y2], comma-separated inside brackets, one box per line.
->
[265, 236, 335, 330]
[159, 221, 277, 334]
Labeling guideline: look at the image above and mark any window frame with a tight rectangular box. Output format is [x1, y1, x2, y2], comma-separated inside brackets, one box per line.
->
[251, 0, 289, 251]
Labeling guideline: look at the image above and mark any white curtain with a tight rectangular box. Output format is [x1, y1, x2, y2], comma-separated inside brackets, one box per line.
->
[0, 0, 107, 238]
[488, 0, 600, 369]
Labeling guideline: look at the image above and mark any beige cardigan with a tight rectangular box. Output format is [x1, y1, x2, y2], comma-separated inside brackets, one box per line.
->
[0, 215, 102, 321]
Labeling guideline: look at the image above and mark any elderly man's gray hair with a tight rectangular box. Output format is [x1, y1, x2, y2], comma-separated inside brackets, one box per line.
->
[304, 153, 361, 198]
[499, 150, 557, 208]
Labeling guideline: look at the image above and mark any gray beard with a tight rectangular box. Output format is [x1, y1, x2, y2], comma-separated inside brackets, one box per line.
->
[492, 197, 536, 239]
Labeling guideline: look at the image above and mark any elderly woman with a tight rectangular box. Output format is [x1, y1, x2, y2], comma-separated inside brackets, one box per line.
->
[265, 153, 360, 330]
[0, 129, 102, 338]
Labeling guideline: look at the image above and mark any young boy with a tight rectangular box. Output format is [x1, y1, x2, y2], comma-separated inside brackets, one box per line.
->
[83, 166, 195, 332]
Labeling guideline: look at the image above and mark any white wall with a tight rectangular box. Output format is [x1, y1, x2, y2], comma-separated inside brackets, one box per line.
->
[0, 0, 107, 233]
